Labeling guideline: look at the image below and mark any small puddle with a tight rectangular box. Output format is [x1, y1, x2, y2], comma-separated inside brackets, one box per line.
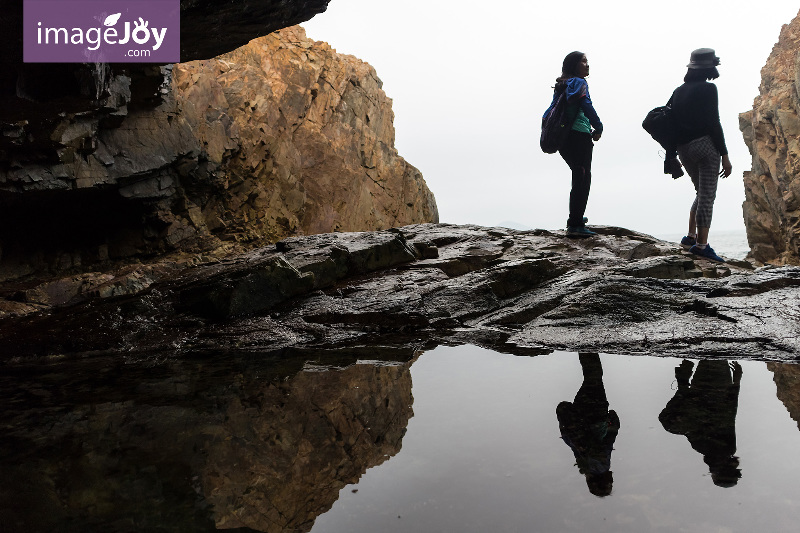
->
[2, 346, 800, 532]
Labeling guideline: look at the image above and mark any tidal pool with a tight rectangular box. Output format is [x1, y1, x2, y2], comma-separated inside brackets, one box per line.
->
[2, 345, 800, 532]
[312, 346, 800, 533]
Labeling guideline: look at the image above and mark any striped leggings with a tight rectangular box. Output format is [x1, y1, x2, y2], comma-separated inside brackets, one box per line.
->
[677, 135, 720, 228]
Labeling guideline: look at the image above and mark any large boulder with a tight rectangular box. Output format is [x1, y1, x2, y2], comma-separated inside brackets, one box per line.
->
[171, 26, 437, 243]
[740, 8, 800, 264]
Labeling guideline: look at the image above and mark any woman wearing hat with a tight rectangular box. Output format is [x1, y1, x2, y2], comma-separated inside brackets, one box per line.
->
[546, 51, 603, 237]
[666, 48, 732, 262]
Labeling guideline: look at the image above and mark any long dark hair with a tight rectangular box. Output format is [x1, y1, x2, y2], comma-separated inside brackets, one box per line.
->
[684, 67, 719, 82]
[557, 51, 585, 82]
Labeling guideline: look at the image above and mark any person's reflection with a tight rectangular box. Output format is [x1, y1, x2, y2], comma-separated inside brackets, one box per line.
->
[556, 353, 620, 497]
[659, 359, 742, 487]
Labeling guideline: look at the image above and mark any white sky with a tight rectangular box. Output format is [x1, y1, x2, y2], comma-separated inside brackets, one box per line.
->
[303, 1, 800, 236]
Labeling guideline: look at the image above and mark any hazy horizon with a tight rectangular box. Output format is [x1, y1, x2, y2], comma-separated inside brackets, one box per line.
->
[304, 1, 800, 239]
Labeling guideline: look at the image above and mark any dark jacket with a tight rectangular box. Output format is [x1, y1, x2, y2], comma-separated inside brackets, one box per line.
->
[668, 81, 727, 156]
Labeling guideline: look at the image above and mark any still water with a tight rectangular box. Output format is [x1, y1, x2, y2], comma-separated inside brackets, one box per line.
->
[3, 346, 800, 532]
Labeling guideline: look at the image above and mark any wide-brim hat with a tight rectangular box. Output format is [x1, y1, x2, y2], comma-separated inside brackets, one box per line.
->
[687, 48, 720, 69]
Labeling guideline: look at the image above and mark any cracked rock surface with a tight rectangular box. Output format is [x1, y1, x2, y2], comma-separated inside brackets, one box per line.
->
[1, 223, 797, 363]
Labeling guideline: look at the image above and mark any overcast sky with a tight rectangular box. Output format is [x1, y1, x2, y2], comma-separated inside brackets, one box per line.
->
[303, 1, 800, 237]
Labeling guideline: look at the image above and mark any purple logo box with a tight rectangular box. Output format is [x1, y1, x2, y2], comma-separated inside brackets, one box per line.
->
[24, 0, 180, 63]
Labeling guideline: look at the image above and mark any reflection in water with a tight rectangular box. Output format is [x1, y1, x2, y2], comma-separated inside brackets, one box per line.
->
[5, 349, 800, 532]
[0, 350, 415, 532]
[768, 362, 800, 431]
[659, 360, 742, 487]
[556, 353, 620, 497]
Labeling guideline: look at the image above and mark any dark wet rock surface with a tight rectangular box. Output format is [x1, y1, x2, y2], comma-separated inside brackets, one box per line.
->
[1, 223, 797, 362]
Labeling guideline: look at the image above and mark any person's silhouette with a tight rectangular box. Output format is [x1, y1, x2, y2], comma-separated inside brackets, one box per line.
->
[556, 353, 620, 497]
[659, 359, 742, 487]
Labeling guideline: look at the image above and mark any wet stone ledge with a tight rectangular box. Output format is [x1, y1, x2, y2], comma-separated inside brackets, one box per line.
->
[0, 223, 798, 362]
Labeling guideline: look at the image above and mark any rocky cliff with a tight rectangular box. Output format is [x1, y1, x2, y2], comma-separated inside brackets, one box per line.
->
[740, 8, 800, 264]
[1, 7, 437, 280]
[171, 26, 437, 243]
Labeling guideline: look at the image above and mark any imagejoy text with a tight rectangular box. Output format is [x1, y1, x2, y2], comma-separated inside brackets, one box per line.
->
[37, 14, 167, 52]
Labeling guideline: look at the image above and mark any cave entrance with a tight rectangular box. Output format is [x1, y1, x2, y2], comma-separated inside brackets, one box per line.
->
[0, 188, 150, 279]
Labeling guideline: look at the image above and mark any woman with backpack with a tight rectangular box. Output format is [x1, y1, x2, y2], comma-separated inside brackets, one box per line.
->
[665, 48, 733, 262]
[545, 51, 604, 237]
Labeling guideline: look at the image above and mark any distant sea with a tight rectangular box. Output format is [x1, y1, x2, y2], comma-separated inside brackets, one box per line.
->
[656, 229, 750, 260]
[496, 221, 751, 261]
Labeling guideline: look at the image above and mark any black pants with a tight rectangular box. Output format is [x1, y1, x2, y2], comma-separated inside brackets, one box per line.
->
[558, 130, 593, 228]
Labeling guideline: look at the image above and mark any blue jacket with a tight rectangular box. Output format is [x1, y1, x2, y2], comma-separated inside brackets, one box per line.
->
[543, 77, 603, 134]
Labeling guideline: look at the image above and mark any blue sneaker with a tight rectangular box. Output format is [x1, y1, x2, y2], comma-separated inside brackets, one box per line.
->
[689, 243, 724, 262]
[567, 226, 597, 238]
[680, 235, 697, 250]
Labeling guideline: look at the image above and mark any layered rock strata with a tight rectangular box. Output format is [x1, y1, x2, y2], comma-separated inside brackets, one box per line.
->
[740, 8, 800, 264]
[1, 23, 437, 279]
[2, 223, 799, 362]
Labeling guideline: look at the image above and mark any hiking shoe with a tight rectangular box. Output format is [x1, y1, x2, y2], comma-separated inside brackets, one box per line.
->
[680, 235, 697, 249]
[567, 226, 597, 238]
[689, 244, 724, 262]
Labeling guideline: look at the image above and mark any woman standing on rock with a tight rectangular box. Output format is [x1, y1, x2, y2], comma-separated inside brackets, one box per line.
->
[666, 48, 733, 263]
[546, 51, 604, 237]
